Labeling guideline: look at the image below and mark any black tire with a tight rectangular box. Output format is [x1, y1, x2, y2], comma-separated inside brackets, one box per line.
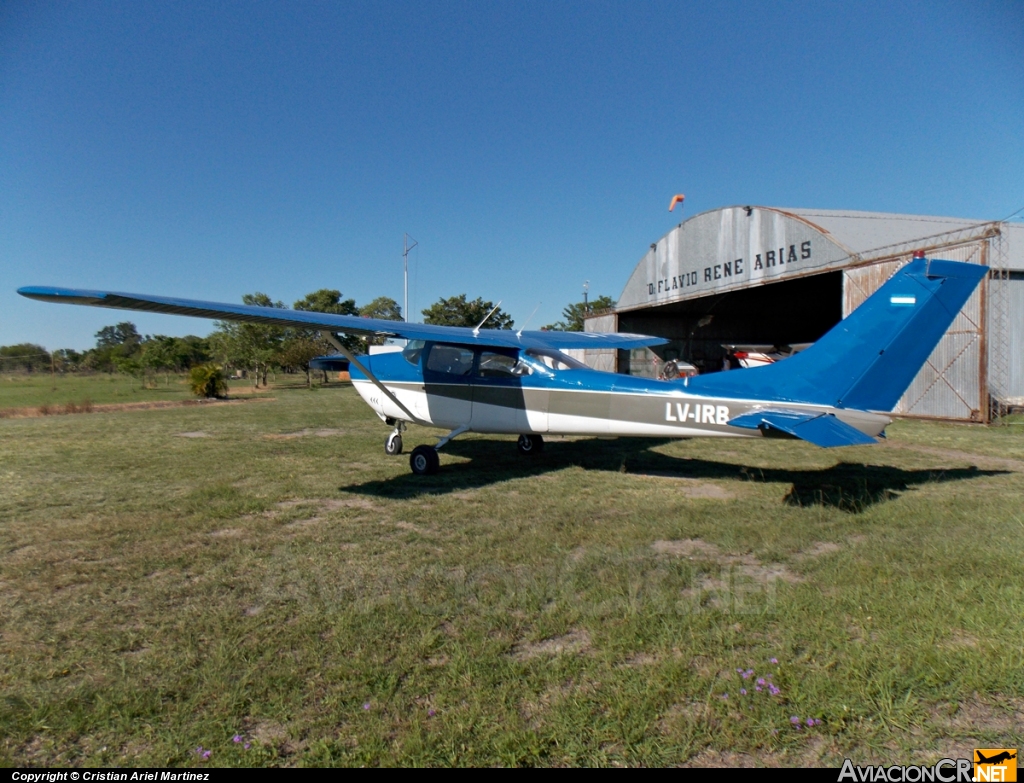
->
[517, 434, 544, 455]
[385, 432, 403, 456]
[409, 445, 440, 475]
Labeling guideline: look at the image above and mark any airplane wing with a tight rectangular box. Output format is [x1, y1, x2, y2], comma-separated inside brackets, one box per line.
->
[727, 409, 877, 448]
[17, 286, 665, 351]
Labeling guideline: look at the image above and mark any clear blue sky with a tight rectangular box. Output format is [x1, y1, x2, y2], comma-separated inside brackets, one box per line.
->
[3, 0, 1022, 350]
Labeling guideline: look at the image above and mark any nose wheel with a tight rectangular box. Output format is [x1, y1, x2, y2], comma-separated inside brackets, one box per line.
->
[517, 434, 543, 455]
[385, 422, 406, 455]
[385, 431, 403, 455]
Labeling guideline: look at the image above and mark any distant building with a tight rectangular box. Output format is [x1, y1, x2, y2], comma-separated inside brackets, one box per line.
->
[581, 207, 1024, 421]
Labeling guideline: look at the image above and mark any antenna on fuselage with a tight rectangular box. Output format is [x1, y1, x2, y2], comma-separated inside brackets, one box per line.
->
[516, 302, 542, 339]
[472, 301, 502, 337]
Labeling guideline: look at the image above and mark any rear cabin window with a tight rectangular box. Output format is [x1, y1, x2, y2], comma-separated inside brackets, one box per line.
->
[476, 351, 519, 378]
[426, 345, 475, 376]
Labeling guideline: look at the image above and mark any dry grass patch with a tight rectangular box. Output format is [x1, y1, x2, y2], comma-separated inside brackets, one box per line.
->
[510, 629, 591, 662]
[930, 696, 1024, 734]
[632, 475, 733, 499]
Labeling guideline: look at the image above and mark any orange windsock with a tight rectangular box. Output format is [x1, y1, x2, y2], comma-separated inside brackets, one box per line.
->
[668, 194, 685, 212]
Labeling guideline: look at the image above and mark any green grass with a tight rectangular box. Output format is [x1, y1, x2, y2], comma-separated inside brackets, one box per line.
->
[1, 383, 1022, 767]
[0, 372, 291, 410]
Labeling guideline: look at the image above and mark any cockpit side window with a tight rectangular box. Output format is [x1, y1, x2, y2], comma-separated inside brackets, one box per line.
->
[402, 340, 426, 366]
[476, 351, 519, 378]
[525, 348, 588, 371]
[425, 344, 475, 376]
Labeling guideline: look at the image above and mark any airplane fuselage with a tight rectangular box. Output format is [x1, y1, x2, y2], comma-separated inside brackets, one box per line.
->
[351, 342, 890, 441]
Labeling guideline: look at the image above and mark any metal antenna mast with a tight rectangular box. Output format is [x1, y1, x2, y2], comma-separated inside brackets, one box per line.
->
[403, 233, 418, 323]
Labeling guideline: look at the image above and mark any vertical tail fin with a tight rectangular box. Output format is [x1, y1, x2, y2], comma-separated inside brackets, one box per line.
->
[688, 259, 987, 410]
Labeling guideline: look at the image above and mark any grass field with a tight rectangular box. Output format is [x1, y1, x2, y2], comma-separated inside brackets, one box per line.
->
[0, 372, 271, 411]
[1, 380, 1022, 767]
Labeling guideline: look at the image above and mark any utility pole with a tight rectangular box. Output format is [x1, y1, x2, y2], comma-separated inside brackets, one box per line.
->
[403, 233, 418, 323]
[583, 280, 590, 315]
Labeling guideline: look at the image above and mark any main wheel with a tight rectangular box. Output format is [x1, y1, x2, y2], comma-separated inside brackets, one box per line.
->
[409, 445, 440, 475]
[517, 434, 544, 455]
[385, 432, 403, 455]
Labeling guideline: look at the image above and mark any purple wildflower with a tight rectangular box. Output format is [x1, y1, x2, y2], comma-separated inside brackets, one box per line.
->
[233, 735, 242, 743]
[720, 693, 729, 700]
[770, 657, 778, 664]
[428, 709, 436, 717]
[806, 718, 815, 727]
[244, 743, 251, 750]
[768, 684, 781, 695]
[363, 702, 371, 710]
[755, 685, 762, 692]
[756, 678, 766, 686]
[790, 716, 800, 725]
[740, 688, 747, 695]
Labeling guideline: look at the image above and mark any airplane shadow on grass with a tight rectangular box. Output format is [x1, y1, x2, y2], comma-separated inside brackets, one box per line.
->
[341, 437, 1007, 513]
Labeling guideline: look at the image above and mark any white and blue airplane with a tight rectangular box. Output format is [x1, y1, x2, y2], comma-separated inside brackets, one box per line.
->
[18, 257, 986, 475]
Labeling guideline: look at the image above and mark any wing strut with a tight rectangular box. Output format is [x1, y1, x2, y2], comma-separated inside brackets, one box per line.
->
[322, 334, 427, 426]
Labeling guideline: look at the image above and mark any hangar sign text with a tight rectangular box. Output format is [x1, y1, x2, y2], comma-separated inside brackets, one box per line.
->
[648, 240, 813, 297]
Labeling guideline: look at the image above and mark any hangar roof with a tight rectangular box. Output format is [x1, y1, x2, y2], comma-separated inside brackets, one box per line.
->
[615, 206, 1023, 312]
[782, 208, 1009, 257]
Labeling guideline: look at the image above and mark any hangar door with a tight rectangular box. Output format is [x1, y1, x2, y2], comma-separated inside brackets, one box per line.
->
[843, 243, 987, 421]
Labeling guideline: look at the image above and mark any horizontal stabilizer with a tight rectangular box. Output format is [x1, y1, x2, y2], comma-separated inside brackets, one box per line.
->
[727, 410, 877, 448]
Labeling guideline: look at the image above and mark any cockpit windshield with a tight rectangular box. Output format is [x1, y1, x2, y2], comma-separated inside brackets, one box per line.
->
[525, 348, 588, 371]
[402, 340, 425, 366]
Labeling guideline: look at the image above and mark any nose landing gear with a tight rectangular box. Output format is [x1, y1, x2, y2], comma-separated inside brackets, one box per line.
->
[384, 421, 406, 455]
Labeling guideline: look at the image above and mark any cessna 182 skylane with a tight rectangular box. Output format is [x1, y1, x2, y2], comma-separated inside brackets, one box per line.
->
[19, 257, 986, 475]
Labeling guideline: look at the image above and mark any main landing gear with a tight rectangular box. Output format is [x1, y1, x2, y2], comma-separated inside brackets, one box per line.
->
[408, 425, 468, 476]
[403, 428, 544, 475]
[517, 434, 544, 455]
[409, 445, 440, 475]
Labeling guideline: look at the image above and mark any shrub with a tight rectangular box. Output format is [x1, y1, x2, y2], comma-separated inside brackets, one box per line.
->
[188, 364, 228, 399]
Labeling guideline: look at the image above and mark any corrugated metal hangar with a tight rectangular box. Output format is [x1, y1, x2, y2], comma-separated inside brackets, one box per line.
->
[581, 207, 1024, 422]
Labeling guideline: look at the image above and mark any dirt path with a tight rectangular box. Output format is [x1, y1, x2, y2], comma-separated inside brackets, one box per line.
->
[0, 396, 274, 419]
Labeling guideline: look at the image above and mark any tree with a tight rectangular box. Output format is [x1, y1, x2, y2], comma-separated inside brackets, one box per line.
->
[209, 294, 285, 387]
[289, 289, 361, 380]
[95, 322, 142, 350]
[544, 295, 616, 331]
[0, 343, 50, 373]
[294, 289, 358, 317]
[359, 296, 402, 346]
[277, 335, 325, 387]
[360, 296, 402, 321]
[422, 295, 514, 330]
[141, 335, 212, 384]
[113, 355, 145, 389]
[85, 322, 143, 373]
[53, 348, 83, 372]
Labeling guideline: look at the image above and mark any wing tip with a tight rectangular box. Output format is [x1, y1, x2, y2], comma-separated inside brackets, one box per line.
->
[18, 286, 108, 305]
